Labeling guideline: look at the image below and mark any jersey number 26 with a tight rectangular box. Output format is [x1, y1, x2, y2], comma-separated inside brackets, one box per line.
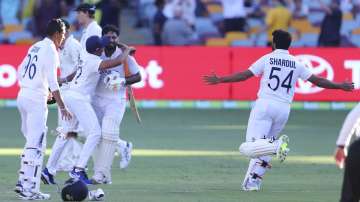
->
[22, 54, 38, 80]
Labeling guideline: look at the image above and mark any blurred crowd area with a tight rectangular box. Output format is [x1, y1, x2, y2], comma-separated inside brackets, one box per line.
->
[1, 0, 360, 47]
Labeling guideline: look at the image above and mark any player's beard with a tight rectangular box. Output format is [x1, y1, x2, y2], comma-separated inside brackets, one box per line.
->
[104, 44, 116, 57]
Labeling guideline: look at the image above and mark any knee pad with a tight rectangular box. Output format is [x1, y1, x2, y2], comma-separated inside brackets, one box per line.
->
[239, 139, 277, 158]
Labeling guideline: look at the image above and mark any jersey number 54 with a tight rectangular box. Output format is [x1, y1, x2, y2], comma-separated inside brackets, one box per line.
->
[268, 67, 293, 93]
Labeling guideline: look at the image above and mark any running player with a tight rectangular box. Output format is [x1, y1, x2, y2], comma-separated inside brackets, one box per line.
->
[203, 29, 354, 191]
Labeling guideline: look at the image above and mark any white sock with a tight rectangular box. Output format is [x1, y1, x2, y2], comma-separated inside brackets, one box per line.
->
[46, 135, 68, 175]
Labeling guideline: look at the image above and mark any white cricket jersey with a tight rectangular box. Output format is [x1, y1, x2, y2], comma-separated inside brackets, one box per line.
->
[59, 35, 83, 79]
[18, 37, 60, 102]
[95, 47, 140, 100]
[336, 102, 360, 146]
[249, 49, 312, 103]
[80, 21, 102, 49]
[67, 53, 102, 101]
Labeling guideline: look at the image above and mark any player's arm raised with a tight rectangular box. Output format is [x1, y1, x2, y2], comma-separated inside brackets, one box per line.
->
[307, 75, 354, 91]
[98, 47, 133, 70]
[203, 70, 254, 85]
[124, 56, 141, 85]
[115, 42, 136, 56]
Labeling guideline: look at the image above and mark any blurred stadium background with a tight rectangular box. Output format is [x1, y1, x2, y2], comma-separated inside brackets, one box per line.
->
[0, 0, 360, 201]
[0, 0, 360, 46]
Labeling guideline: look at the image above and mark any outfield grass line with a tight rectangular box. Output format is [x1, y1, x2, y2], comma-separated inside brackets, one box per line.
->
[0, 148, 335, 164]
[190, 124, 304, 130]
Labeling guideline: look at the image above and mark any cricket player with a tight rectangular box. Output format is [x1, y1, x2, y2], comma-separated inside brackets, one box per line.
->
[203, 29, 354, 191]
[334, 103, 360, 168]
[45, 35, 132, 184]
[91, 25, 141, 184]
[339, 137, 360, 202]
[333, 103, 360, 202]
[15, 19, 72, 200]
[76, 3, 102, 48]
[41, 19, 84, 185]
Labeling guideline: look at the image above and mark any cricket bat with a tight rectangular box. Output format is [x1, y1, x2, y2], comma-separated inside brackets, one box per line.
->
[124, 58, 142, 124]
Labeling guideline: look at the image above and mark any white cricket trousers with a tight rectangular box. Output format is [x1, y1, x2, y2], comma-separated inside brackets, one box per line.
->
[246, 98, 291, 142]
[17, 95, 48, 149]
[62, 92, 101, 168]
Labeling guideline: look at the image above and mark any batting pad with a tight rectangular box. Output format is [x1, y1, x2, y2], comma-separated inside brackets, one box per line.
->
[239, 139, 277, 158]
[92, 136, 117, 183]
[93, 116, 119, 182]
[21, 147, 44, 192]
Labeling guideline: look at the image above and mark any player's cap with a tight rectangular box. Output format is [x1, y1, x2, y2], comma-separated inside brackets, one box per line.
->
[61, 178, 88, 201]
[86, 35, 110, 54]
[75, 3, 96, 14]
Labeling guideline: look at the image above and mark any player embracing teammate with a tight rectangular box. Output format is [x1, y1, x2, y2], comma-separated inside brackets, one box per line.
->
[15, 3, 142, 200]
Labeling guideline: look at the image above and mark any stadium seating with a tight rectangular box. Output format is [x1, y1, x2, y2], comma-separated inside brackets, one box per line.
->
[205, 38, 228, 46]
[231, 39, 254, 47]
[3, 24, 24, 36]
[341, 20, 357, 36]
[350, 34, 360, 46]
[2, 0, 359, 47]
[195, 17, 220, 37]
[307, 12, 324, 25]
[301, 33, 318, 47]
[225, 32, 248, 44]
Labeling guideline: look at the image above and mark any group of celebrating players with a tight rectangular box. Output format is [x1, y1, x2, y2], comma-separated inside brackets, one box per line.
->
[14, 3, 141, 200]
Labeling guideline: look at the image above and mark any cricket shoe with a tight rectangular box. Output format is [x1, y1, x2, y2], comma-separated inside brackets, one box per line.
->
[276, 135, 290, 163]
[242, 176, 261, 191]
[119, 142, 133, 169]
[69, 168, 92, 185]
[41, 168, 56, 185]
[14, 181, 23, 194]
[18, 190, 50, 200]
[91, 173, 112, 185]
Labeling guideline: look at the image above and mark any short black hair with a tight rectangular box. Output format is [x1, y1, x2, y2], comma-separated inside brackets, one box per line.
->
[272, 29, 292, 50]
[46, 18, 65, 37]
[76, 3, 96, 19]
[61, 19, 70, 31]
[155, 0, 165, 7]
[102, 24, 119, 36]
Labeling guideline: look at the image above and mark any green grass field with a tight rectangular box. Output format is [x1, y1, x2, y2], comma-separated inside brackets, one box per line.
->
[0, 108, 348, 202]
